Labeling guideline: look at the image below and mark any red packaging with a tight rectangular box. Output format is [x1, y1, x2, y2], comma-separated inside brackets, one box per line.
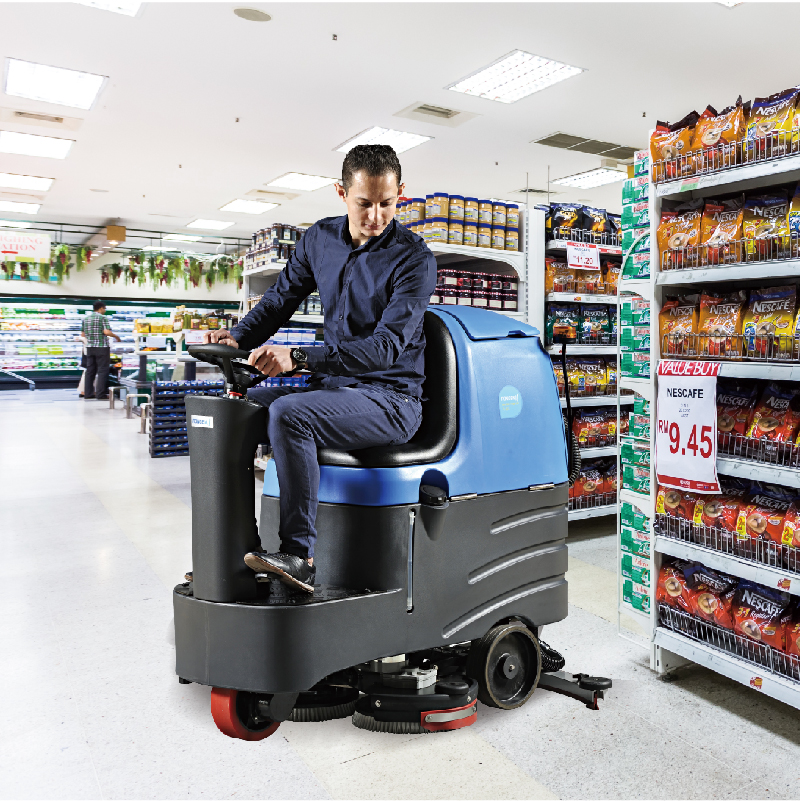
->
[682, 563, 737, 629]
[732, 581, 791, 650]
[736, 483, 799, 551]
[573, 460, 603, 498]
[573, 408, 608, 446]
[602, 459, 618, 495]
[785, 611, 800, 658]
[716, 379, 760, 439]
[656, 560, 693, 613]
[745, 383, 800, 442]
[657, 485, 700, 522]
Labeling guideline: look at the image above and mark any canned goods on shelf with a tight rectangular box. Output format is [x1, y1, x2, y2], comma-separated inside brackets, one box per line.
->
[463, 223, 478, 247]
[488, 275, 503, 291]
[430, 217, 449, 243]
[449, 195, 465, 222]
[408, 198, 426, 222]
[478, 199, 493, 225]
[505, 227, 519, 251]
[488, 291, 503, 310]
[437, 268, 459, 287]
[425, 195, 434, 219]
[491, 227, 506, 250]
[502, 293, 518, 311]
[456, 288, 472, 306]
[506, 204, 520, 228]
[464, 197, 479, 224]
[472, 290, 489, 308]
[448, 221, 463, 245]
[440, 286, 459, 305]
[456, 272, 473, 289]
[502, 277, 518, 292]
[477, 224, 492, 249]
[423, 220, 434, 241]
[430, 291, 441, 305]
[492, 202, 507, 227]
[472, 272, 489, 291]
[432, 192, 449, 219]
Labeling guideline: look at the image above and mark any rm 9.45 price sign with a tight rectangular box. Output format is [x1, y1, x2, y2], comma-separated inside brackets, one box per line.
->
[656, 360, 720, 493]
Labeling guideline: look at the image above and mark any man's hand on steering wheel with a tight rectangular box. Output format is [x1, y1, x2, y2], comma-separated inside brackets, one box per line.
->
[248, 345, 295, 377]
[203, 329, 239, 347]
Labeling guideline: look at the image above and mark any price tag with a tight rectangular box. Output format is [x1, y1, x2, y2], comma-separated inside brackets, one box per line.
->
[183, 330, 205, 345]
[566, 242, 601, 271]
[656, 360, 720, 493]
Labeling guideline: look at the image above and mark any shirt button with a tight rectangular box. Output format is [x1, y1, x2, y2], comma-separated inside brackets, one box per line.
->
[339, 315, 343, 320]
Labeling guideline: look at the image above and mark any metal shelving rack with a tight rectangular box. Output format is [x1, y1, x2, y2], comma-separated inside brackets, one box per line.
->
[647, 141, 800, 709]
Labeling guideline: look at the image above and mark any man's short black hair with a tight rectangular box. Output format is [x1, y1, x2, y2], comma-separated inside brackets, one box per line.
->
[93, 300, 106, 311]
[341, 145, 401, 193]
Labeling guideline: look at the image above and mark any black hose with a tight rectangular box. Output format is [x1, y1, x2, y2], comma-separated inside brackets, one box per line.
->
[560, 343, 581, 486]
[539, 639, 566, 673]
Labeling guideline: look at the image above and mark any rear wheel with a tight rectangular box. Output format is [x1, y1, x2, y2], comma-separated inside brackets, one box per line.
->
[467, 621, 541, 710]
[210, 688, 280, 741]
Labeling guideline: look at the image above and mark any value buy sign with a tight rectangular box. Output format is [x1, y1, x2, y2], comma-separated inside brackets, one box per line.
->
[566, 242, 600, 271]
[656, 360, 720, 493]
[0, 231, 50, 262]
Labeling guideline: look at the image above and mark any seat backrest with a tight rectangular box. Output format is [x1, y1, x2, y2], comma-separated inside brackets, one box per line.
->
[317, 310, 458, 468]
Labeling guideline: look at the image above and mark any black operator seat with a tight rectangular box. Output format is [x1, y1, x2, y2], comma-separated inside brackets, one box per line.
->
[317, 311, 458, 468]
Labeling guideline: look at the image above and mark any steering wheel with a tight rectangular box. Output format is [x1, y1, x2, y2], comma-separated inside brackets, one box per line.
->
[188, 343, 268, 395]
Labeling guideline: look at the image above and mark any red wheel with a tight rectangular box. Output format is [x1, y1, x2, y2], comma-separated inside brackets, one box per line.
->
[210, 688, 280, 741]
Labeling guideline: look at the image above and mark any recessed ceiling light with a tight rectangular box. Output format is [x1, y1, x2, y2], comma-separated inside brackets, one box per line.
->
[0, 199, 40, 214]
[0, 219, 32, 229]
[335, 127, 432, 155]
[0, 130, 74, 159]
[6, 59, 106, 111]
[219, 199, 279, 214]
[267, 173, 336, 192]
[90, 188, 109, 193]
[73, 0, 141, 16]
[186, 219, 235, 231]
[552, 168, 625, 189]
[163, 234, 203, 242]
[233, 8, 272, 21]
[0, 172, 53, 191]
[448, 50, 583, 104]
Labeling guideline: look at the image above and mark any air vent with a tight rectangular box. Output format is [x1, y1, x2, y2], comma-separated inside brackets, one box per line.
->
[532, 132, 637, 162]
[413, 104, 459, 120]
[15, 111, 64, 124]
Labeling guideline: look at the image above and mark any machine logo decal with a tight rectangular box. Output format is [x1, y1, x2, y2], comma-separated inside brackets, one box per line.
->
[191, 415, 214, 429]
[499, 386, 522, 419]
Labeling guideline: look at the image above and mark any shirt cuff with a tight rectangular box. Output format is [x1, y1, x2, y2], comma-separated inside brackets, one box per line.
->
[303, 345, 328, 372]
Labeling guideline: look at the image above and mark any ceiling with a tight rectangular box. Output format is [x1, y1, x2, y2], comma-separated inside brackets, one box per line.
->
[0, 1, 797, 242]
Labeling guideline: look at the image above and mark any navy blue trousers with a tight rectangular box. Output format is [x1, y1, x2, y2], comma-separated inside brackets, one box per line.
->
[247, 384, 422, 559]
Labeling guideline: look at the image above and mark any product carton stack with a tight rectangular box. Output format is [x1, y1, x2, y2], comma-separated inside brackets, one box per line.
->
[621, 150, 651, 281]
[620, 499, 651, 616]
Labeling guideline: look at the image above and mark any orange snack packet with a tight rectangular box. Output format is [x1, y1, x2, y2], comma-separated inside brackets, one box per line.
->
[746, 383, 800, 443]
[696, 290, 746, 357]
[545, 258, 575, 293]
[659, 295, 699, 355]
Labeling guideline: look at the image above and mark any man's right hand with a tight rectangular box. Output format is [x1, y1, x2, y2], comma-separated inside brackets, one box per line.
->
[203, 329, 239, 347]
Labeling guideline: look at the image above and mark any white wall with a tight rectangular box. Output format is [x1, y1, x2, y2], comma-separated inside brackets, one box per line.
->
[0, 251, 240, 304]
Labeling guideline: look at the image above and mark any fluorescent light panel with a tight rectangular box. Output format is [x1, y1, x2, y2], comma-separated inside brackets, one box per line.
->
[163, 234, 203, 242]
[336, 127, 431, 155]
[0, 199, 40, 214]
[267, 173, 336, 192]
[219, 199, 279, 214]
[73, 0, 141, 16]
[552, 168, 625, 189]
[186, 219, 235, 231]
[0, 219, 32, 228]
[0, 130, 73, 159]
[6, 59, 105, 111]
[0, 172, 53, 191]
[448, 50, 582, 104]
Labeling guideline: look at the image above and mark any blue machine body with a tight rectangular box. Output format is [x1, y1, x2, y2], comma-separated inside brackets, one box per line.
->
[261, 306, 568, 506]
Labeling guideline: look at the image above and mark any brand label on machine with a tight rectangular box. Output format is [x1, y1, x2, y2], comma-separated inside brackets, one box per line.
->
[191, 415, 214, 429]
[499, 385, 523, 418]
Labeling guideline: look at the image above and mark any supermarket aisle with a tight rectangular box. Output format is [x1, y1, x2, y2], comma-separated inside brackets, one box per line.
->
[2, 391, 800, 800]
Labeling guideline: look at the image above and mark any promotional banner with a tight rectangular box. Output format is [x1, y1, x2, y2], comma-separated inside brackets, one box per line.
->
[656, 360, 720, 493]
[566, 242, 600, 271]
[0, 231, 51, 262]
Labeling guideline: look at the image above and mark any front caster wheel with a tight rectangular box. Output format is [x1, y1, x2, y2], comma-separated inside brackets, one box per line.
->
[210, 688, 280, 741]
[467, 621, 541, 710]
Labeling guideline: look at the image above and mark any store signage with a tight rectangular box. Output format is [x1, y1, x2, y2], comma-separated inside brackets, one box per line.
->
[655, 360, 720, 493]
[566, 242, 600, 271]
[183, 330, 206, 345]
[0, 231, 50, 262]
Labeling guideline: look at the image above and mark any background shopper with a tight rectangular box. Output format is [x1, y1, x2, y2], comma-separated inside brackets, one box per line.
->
[80, 300, 121, 400]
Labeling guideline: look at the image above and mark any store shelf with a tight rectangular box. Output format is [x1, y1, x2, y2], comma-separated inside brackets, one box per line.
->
[656, 259, 800, 287]
[716, 454, 800, 489]
[619, 488, 653, 518]
[655, 535, 799, 596]
[717, 362, 800, 382]
[547, 344, 618, 356]
[560, 395, 635, 408]
[580, 445, 617, 458]
[546, 292, 617, 305]
[545, 240, 622, 257]
[619, 279, 652, 301]
[654, 627, 800, 709]
[429, 242, 525, 274]
[655, 153, 800, 200]
[244, 264, 284, 277]
[568, 504, 617, 521]
[620, 376, 653, 401]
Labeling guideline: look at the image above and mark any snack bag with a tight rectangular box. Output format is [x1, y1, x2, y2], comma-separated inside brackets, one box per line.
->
[657, 210, 679, 269]
[705, 198, 744, 265]
[691, 98, 748, 172]
[603, 260, 621, 294]
[573, 408, 608, 446]
[605, 358, 617, 395]
[581, 206, 610, 239]
[545, 259, 575, 293]
[716, 379, 760, 442]
[746, 88, 800, 158]
[682, 562, 737, 629]
[692, 492, 742, 552]
[745, 383, 800, 442]
[546, 304, 580, 344]
[566, 358, 586, 395]
[696, 290, 747, 357]
[656, 485, 700, 522]
[573, 459, 603, 498]
[742, 285, 796, 358]
[619, 408, 630, 436]
[656, 559, 694, 612]
[736, 483, 800, 552]
[788, 183, 800, 240]
[733, 581, 791, 649]
[578, 358, 607, 396]
[580, 305, 611, 344]
[608, 213, 622, 243]
[550, 203, 583, 237]
[743, 191, 790, 259]
[650, 112, 700, 180]
[659, 295, 699, 355]
[785, 611, 800, 659]
[551, 358, 565, 395]
[602, 459, 618, 495]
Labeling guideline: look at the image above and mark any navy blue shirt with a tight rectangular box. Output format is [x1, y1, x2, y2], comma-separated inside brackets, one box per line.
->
[230, 214, 437, 398]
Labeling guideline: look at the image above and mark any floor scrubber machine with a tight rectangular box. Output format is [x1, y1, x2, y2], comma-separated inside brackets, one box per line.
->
[174, 305, 610, 740]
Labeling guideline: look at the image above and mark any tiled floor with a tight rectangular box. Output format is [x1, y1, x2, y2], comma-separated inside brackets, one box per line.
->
[1, 389, 799, 800]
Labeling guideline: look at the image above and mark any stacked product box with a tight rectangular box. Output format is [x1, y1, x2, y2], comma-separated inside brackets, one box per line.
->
[620, 295, 651, 379]
[149, 380, 224, 458]
[620, 500, 652, 614]
[621, 396, 651, 494]
[621, 151, 651, 280]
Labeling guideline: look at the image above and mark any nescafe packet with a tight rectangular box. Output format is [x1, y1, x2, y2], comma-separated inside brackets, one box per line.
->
[717, 379, 760, 438]
[573, 459, 603, 498]
[657, 485, 701, 522]
[546, 303, 580, 344]
[743, 191, 790, 258]
[785, 611, 800, 659]
[577, 358, 607, 395]
[545, 259, 575, 293]
[573, 407, 608, 446]
[746, 88, 800, 156]
[700, 197, 744, 264]
[550, 203, 583, 236]
[733, 580, 792, 649]
[736, 482, 800, 550]
[602, 459, 618, 494]
[580, 305, 611, 343]
[697, 290, 747, 357]
[581, 206, 610, 238]
[788, 183, 800, 237]
[745, 382, 800, 442]
[691, 98, 748, 153]
[682, 563, 737, 629]
[743, 285, 796, 358]
[656, 559, 694, 612]
[650, 111, 700, 179]
[659, 295, 699, 355]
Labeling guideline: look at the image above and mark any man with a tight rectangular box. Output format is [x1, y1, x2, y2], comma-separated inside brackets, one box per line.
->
[80, 300, 121, 400]
[205, 144, 436, 592]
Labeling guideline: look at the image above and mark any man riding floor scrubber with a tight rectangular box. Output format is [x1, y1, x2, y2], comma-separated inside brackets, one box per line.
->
[173, 306, 611, 740]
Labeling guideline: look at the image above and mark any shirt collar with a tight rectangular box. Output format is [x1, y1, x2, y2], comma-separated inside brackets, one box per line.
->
[339, 215, 397, 252]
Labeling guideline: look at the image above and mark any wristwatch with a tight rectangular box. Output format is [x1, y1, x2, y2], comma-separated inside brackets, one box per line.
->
[291, 347, 309, 371]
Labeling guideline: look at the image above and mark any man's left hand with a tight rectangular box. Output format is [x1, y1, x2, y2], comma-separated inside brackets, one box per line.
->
[248, 344, 295, 377]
